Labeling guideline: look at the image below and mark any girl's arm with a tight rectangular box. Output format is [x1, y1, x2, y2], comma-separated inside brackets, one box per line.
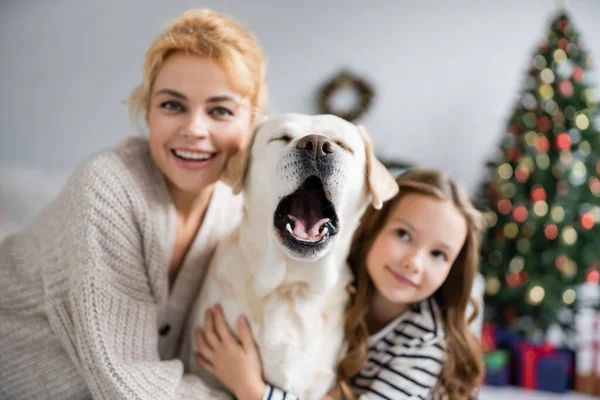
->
[58, 159, 231, 399]
[196, 305, 305, 400]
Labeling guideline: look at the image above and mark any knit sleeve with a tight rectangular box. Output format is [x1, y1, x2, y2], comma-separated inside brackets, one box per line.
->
[57, 157, 232, 400]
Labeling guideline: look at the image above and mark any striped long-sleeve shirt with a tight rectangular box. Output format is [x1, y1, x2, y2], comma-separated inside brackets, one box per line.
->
[263, 298, 445, 400]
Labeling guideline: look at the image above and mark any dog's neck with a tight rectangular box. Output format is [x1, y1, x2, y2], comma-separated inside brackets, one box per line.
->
[237, 201, 359, 298]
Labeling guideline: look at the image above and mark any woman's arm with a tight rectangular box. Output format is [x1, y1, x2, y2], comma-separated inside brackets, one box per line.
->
[56, 159, 231, 400]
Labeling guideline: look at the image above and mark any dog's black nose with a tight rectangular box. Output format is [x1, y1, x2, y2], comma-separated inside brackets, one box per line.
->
[296, 134, 334, 158]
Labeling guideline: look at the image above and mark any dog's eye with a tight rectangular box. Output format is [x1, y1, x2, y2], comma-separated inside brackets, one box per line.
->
[333, 140, 354, 154]
[269, 134, 293, 144]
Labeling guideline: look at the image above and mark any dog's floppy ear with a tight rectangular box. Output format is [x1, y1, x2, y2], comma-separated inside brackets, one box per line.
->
[357, 125, 399, 209]
[220, 120, 263, 195]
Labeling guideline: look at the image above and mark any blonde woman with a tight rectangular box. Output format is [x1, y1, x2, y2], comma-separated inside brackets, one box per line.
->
[0, 9, 267, 399]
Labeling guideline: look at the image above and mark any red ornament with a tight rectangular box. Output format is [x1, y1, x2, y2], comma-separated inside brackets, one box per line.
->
[515, 167, 530, 183]
[537, 116, 552, 133]
[506, 147, 521, 163]
[509, 124, 522, 135]
[558, 80, 574, 98]
[558, 38, 569, 50]
[536, 136, 550, 153]
[531, 187, 547, 202]
[481, 323, 496, 352]
[573, 66, 584, 83]
[498, 199, 512, 215]
[587, 270, 600, 285]
[555, 256, 568, 271]
[506, 272, 521, 288]
[581, 212, 595, 230]
[545, 224, 559, 240]
[556, 133, 572, 150]
[513, 206, 528, 223]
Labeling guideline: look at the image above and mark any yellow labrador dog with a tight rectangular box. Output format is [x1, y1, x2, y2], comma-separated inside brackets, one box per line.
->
[184, 114, 398, 399]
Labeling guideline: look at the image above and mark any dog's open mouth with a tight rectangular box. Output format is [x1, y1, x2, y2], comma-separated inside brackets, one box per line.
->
[274, 176, 339, 245]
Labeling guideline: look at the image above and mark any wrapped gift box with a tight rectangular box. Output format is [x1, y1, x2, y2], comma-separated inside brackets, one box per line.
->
[485, 350, 510, 386]
[516, 342, 572, 393]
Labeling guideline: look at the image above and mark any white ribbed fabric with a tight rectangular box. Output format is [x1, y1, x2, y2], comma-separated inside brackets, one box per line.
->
[0, 137, 242, 400]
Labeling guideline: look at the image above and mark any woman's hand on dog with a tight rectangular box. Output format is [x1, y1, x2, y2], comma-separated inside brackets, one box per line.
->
[195, 304, 267, 400]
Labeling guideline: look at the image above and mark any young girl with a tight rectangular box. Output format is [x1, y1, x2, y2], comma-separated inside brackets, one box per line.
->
[197, 168, 484, 399]
[0, 9, 267, 399]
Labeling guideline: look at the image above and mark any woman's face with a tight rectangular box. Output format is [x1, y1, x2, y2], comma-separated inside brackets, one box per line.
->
[147, 52, 252, 194]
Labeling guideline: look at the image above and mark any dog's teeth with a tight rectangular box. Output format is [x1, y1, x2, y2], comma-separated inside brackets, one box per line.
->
[321, 227, 328, 237]
[286, 223, 293, 234]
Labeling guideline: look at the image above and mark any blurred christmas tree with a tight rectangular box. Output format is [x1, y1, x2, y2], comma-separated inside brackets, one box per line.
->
[477, 10, 600, 342]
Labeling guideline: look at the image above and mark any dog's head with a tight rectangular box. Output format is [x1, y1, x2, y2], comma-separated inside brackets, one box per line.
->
[221, 113, 398, 262]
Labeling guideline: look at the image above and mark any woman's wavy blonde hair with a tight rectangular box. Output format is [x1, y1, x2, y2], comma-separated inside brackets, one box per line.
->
[128, 9, 268, 125]
[337, 168, 485, 399]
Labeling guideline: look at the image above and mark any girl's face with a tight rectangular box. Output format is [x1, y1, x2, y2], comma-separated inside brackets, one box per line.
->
[147, 52, 252, 194]
[366, 193, 468, 310]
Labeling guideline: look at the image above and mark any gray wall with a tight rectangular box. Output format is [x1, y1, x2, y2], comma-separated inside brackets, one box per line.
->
[1, 0, 600, 191]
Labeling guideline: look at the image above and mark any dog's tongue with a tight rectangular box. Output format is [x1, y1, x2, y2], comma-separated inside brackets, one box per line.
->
[288, 215, 330, 240]
[285, 182, 331, 241]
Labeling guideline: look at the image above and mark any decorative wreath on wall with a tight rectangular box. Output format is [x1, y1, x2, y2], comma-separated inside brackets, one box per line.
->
[317, 70, 375, 122]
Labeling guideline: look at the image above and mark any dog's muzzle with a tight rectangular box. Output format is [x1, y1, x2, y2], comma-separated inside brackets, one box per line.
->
[296, 134, 335, 159]
[273, 134, 340, 257]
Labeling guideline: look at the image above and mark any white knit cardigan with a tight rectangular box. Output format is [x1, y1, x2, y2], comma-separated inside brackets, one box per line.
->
[0, 137, 242, 399]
